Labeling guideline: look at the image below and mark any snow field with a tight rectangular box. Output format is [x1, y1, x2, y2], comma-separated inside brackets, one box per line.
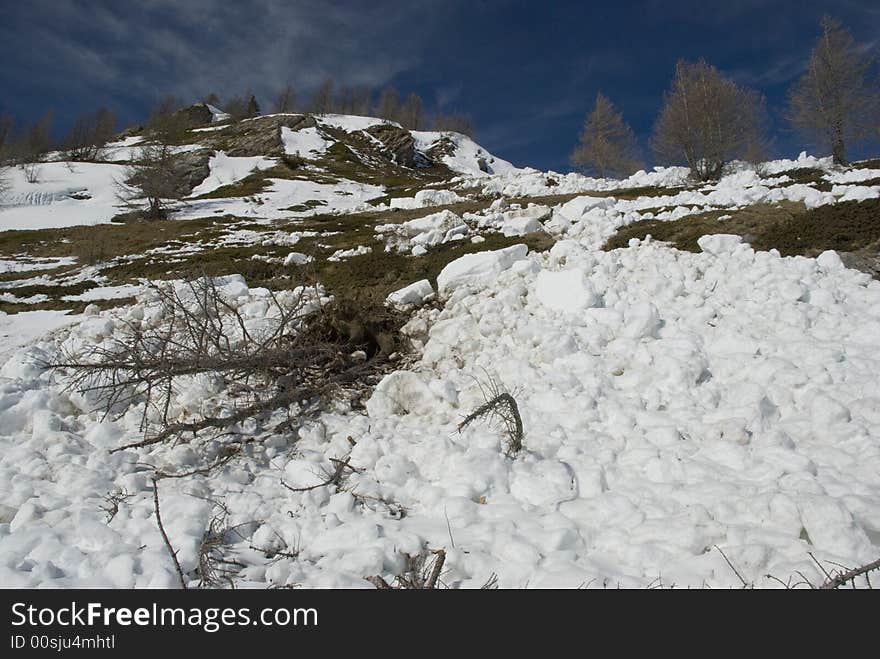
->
[1, 228, 878, 587]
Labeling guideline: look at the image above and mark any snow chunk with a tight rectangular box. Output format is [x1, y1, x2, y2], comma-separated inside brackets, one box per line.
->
[386, 279, 434, 308]
[622, 302, 661, 339]
[437, 244, 529, 294]
[697, 234, 743, 256]
[534, 268, 598, 312]
[816, 250, 844, 270]
[389, 189, 463, 209]
[366, 371, 444, 418]
[283, 252, 313, 266]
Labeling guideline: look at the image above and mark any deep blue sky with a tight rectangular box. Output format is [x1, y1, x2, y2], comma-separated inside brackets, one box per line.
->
[1, 0, 878, 171]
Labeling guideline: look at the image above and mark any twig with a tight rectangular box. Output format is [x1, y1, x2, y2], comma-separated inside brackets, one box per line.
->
[819, 556, 880, 589]
[152, 477, 187, 590]
[425, 549, 446, 589]
[714, 545, 749, 588]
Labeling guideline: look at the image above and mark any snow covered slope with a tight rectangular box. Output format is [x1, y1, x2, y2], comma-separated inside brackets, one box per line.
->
[1, 108, 879, 589]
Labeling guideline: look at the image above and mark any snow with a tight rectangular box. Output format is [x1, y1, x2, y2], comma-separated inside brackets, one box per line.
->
[316, 114, 392, 132]
[327, 245, 371, 262]
[389, 189, 464, 209]
[60, 284, 143, 302]
[436, 243, 529, 294]
[283, 252, 313, 266]
[697, 234, 744, 256]
[376, 209, 468, 253]
[0, 256, 77, 274]
[1, 134, 880, 589]
[189, 152, 276, 196]
[281, 127, 330, 158]
[0, 162, 126, 230]
[534, 268, 599, 312]
[412, 131, 519, 177]
[386, 279, 435, 308]
[206, 104, 231, 123]
[0, 310, 82, 366]
[825, 168, 880, 184]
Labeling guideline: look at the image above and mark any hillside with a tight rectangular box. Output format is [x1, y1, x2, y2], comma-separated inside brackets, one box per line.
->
[0, 111, 880, 588]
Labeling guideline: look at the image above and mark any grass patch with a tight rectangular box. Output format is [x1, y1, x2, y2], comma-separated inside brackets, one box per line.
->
[751, 198, 880, 256]
[313, 231, 556, 305]
[604, 197, 880, 261]
[604, 202, 806, 253]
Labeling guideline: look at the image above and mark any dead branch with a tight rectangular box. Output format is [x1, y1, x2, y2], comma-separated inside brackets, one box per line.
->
[51, 277, 399, 463]
[281, 457, 359, 493]
[458, 381, 524, 457]
[152, 477, 188, 589]
[714, 545, 750, 588]
[367, 547, 447, 589]
[819, 556, 880, 589]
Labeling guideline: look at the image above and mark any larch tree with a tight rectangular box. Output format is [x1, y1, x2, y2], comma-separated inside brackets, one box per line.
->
[399, 92, 425, 130]
[374, 87, 400, 122]
[311, 79, 335, 115]
[273, 85, 297, 113]
[651, 59, 767, 181]
[570, 92, 643, 178]
[433, 112, 474, 137]
[787, 16, 880, 165]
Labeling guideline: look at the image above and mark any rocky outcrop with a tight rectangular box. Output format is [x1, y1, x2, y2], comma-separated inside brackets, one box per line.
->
[171, 104, 216, 130]
[174, 148, 213, 193]
[365, 123, 421, 168]
[201, 114, 317, 157]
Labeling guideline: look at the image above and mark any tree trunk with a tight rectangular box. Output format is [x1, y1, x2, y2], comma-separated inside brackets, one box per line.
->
[832, 134, 847, 166]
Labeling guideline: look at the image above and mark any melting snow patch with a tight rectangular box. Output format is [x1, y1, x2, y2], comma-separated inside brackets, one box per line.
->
[281, 127, 330, 158]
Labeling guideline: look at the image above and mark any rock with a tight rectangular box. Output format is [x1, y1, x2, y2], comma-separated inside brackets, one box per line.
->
[201, 114, 317, 157]
[173, 148, 213, 193]
[366, 123, 419, 167]
[169, 103, 215, 130]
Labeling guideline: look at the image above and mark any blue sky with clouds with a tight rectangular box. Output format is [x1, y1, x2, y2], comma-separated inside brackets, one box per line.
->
[1, 0, 878, 170]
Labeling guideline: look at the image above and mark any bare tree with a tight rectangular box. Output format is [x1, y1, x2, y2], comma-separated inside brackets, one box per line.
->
[0, 166, 10, 199]
[272, 84, 297, 113]
[146, 96, 187, 141]
[224, 91, 260, 122]
[651, 59, 767, 181]
[433, 112, 474, 137]
[245, 94, 260, 119]
[399, 92, 425, 130]
[787, 16, 880, 165]
[119, 138, 189, 220]
[11, 111, 54, 165]
[0, 114, 13, 163]
[570, 92, 643, 178]
[349, 86, 373, 116]
[63, 107, 117, 161]
[311, 79, 335, 115]
[202, 92, 221, 108]
[374, 87, 400, 122]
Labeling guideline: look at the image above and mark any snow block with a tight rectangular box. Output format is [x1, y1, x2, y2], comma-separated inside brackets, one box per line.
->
[386, 279, 435, 308]
[816, 250, 844, 270]
[437, 244, 528, 294]
[366, 371, 442, 418]
[534, 268, 598, 312]
[697, 233, 743, 256]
